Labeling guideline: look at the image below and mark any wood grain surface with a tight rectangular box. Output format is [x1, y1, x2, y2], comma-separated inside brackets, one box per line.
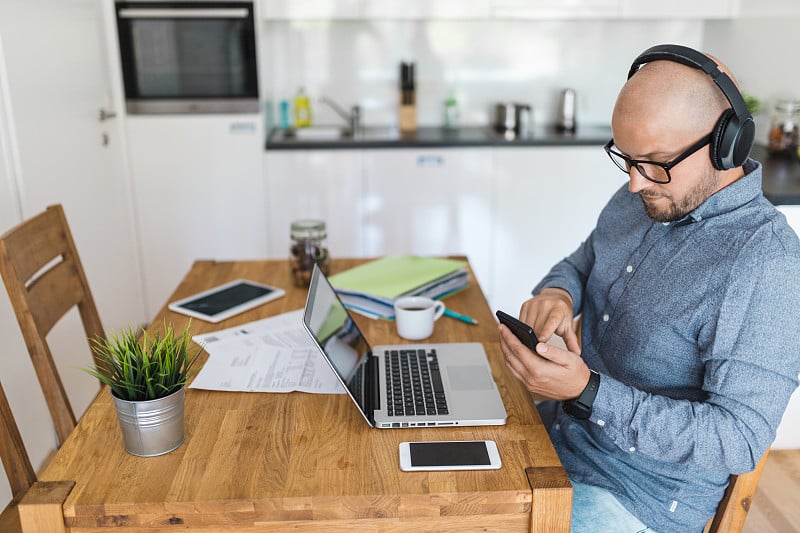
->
[23, 258, 571, 532]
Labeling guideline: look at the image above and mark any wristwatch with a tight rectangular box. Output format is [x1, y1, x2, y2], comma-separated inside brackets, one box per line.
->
[562, 370, 600, 420]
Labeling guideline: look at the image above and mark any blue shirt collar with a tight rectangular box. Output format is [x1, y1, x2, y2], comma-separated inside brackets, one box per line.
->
[667, 159, 763, 225]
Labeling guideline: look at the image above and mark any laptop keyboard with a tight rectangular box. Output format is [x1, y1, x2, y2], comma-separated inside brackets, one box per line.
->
[385, 349, 449, 416]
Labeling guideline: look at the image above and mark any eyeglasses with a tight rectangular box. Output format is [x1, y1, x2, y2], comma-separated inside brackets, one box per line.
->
[604, 133, 712, 184]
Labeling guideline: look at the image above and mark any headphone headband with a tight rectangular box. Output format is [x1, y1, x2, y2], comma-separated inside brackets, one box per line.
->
[628, 44, 750, 122]
[627, 44, 754, 170]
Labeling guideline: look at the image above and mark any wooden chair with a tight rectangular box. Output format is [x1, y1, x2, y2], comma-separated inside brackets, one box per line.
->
[0, 377, 76, 533]
[0, 379, 36, 532]
[0, 204, 105, 445]
[706, 449, 770, 533]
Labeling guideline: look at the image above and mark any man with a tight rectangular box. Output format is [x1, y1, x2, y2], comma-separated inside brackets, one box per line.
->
[498, 44, 800, 532]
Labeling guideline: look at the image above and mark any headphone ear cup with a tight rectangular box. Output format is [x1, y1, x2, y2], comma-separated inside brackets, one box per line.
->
[710, 109, 735, 170]
[711, 109, 755, 170]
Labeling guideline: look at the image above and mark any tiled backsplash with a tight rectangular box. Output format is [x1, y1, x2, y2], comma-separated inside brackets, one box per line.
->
[259, 19, 703, 129]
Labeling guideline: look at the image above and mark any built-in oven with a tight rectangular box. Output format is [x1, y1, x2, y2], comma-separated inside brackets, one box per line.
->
[115, 1, 259, 114]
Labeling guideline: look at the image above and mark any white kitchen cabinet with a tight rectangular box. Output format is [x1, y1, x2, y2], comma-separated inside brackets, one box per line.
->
[492, 0, 620, 19]
[126, 115, 267, 318]
[620, 0, 737, 18]
[264, 150, 364, 259]
[732, 0, 800, 17]
[362, 148, 494, 297]
[262, 0, 490, 19]
[491, 146, 623, 315]
[361, 0, 491, 19]
[260, 0, 362, 19]
[774, 204, 800, 449]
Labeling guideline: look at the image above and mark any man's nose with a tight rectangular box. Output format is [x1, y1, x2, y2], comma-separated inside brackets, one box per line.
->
[627, 166, 651, 193]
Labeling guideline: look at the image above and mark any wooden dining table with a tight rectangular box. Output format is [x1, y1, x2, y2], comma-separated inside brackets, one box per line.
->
[19, 258, 572, 532]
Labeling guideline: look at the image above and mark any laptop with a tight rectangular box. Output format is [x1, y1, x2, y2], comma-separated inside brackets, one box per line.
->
[303, 264, 507, 428]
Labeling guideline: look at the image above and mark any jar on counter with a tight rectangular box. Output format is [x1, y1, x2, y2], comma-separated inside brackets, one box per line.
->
[768, 99, 800, 153]
[290, 219, 330, 287]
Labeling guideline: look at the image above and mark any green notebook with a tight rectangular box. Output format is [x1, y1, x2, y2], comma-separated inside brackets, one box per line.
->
[328, 255, 467, 299]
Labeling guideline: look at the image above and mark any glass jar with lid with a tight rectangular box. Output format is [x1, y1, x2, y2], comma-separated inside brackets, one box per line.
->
[289, 219, 330, 287]
[768, 99, 800, 153]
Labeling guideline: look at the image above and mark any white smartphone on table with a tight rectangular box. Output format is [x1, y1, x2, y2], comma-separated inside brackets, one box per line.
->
[168, 279, 285, 323]
[398, 440, 502, 471]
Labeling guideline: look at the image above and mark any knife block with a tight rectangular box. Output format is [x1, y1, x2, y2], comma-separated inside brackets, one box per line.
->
[399, 62, 417, 133]
[399, 97, 417, 132]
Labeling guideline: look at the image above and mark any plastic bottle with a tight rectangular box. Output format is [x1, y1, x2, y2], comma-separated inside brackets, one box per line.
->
[279, 100, 290, 129]
[293, 88, 312, 128]
[444, 90, 459, 129]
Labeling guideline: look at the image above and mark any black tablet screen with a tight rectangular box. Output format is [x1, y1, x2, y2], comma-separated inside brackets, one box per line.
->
[178, 283, 273, 316]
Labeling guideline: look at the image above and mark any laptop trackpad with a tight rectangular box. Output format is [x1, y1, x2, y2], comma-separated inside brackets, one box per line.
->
[448, 365, 494, 391]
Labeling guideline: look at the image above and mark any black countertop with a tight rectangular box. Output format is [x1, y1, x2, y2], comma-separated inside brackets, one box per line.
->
[265, 124, 800, 206]
[753, 144, 800, 206]
[266, 124, 613, 150]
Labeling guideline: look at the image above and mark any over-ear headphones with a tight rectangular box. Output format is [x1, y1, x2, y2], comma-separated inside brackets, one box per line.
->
[628, 44, 754, 170]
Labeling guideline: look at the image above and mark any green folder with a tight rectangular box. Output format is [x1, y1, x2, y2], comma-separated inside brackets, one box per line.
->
[328, 255, 467, 299]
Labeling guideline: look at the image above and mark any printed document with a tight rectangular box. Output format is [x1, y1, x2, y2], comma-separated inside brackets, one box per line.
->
[189, 309, 344, 394]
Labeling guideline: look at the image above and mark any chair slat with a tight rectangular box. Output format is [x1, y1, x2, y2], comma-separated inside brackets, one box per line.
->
[27, 259, 84, 336]
[0, 209, 69, 285]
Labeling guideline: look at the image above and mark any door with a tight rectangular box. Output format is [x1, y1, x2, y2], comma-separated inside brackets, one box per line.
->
[0, 0, 146, 506]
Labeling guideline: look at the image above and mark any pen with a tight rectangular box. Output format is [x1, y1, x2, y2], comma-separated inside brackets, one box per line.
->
[444, 308, 478, 325]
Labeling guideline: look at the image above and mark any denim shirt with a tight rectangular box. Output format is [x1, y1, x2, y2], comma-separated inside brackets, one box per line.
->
[533, 160, 800, 532]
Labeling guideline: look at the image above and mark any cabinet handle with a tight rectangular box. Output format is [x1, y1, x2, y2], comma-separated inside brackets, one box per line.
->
[230, 122, 256, 134]
[417, 155, 443, 167]
[98, 108, 117, 122]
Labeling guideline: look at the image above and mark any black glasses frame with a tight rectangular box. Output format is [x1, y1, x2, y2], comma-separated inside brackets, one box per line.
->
[604, 133, 713, 184]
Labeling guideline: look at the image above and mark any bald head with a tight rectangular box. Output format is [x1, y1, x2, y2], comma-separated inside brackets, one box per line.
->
[613, 56, 733, 142]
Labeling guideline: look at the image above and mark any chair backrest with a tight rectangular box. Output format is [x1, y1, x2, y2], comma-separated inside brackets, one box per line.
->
[0, 204, 105, 445]
[0, 379, 36, 532]
[707, 450, 769, 533]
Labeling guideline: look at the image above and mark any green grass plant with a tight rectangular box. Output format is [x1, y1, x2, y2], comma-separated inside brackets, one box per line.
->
[85, 322, 201, 402]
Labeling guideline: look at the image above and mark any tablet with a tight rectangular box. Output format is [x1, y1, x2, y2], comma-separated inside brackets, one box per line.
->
[168, 279, 285, 323]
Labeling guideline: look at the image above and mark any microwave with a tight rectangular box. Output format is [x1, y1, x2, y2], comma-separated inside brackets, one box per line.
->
[115, 1, 259, 114]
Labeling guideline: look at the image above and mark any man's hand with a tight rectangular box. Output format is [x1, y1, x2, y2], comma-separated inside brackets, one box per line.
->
[498, 324, 590, 400]
[519, 288, 580, 354]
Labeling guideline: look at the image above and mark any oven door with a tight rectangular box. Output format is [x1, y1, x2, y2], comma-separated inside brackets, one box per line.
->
[116, 1, 259, 114]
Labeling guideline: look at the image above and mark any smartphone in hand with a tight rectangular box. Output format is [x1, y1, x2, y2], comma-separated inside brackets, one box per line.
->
[496, 310, 539, 352]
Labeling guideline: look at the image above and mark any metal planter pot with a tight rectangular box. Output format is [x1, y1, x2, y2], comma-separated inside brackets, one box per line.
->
[112, 387, 186, 457]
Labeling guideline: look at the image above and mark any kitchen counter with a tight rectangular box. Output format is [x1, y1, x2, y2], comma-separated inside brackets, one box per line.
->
[753, 144, 800, 206]
[265, 127, 800, 206]
[266, 124, 613, 150]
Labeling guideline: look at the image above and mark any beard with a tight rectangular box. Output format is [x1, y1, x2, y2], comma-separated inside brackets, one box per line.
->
[639, 169, 719, 222]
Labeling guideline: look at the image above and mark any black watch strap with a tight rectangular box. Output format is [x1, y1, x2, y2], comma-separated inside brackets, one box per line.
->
[562, 370, 600, 420]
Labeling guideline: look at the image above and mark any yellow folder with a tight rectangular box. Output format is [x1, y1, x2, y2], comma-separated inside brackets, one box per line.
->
[328, 255, 467, 300]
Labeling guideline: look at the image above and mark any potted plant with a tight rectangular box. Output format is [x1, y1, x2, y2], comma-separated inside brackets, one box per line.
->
[84, 322, 201, 457]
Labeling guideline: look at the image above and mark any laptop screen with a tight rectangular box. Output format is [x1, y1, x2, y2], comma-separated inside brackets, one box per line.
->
[303, 265, 372, 406]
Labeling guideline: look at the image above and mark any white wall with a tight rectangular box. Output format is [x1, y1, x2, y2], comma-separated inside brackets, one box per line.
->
[704, 15, 800, 147]
[0, 30, 47, 510]
[260, 18, 703, 130]
[0, 0, 147, 508]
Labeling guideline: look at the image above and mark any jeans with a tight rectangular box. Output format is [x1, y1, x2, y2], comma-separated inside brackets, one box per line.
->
[571, 481, 654, 533]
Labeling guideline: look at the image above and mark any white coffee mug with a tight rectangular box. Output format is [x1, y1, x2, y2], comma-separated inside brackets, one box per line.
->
[393, 296, 446, 341]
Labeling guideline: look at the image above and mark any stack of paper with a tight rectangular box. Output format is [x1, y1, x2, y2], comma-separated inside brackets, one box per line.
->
[328, 255, 469, 319]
